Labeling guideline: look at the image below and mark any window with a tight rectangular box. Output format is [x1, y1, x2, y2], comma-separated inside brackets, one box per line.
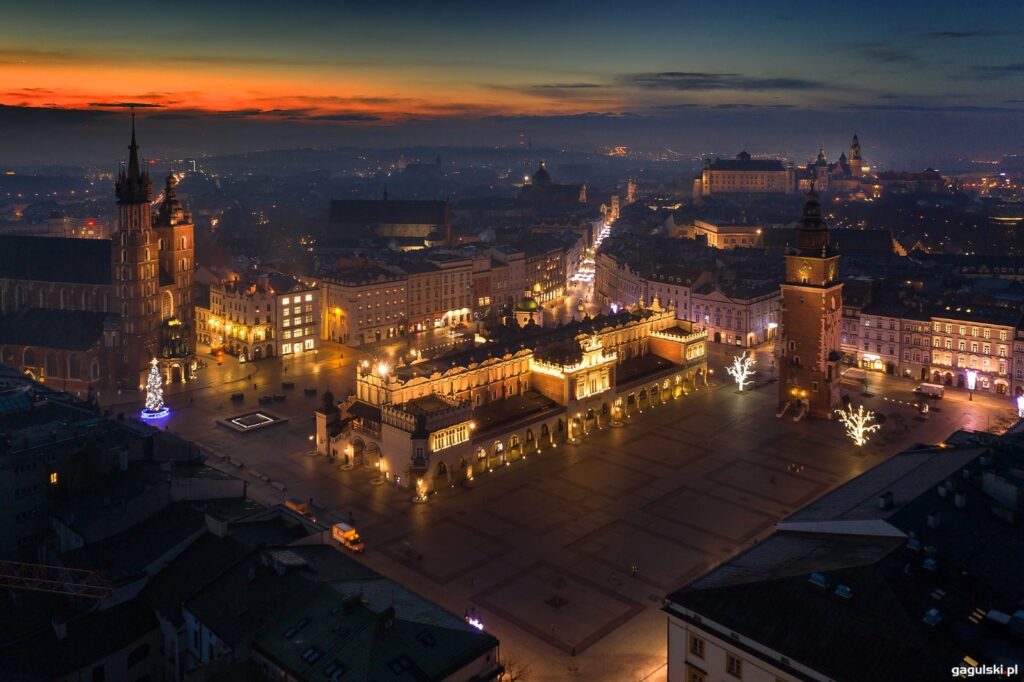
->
[726, 653, 743, 678]
[49, 472, 58, 485]
[282, 343, 292, 354]
[282, 297, 290, 305]
[305, 294, 312, 302]
[304, 339, 314, 350]
[689, 634, 705, 658]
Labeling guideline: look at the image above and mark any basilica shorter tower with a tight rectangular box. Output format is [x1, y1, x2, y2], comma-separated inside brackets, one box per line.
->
[777, 190, 843, 418]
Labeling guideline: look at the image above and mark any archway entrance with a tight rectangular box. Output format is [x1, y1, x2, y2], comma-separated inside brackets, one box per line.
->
[489, 441, 504, 468]
[350, 438, 366, 466]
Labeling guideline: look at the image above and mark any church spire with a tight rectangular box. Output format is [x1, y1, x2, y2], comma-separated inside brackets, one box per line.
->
[116, 110, 152, 205]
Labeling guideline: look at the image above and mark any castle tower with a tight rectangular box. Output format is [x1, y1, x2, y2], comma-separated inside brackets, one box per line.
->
[778, 189, 843, 418]
[112, 114, 160, 388]
[848, 133, 863, 177]
[153, 172, 196, 376]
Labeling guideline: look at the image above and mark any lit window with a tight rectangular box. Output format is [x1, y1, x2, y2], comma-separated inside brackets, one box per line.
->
[305, 294, 312, 302]
[49, 472, 58, 485]
[304, 339, 314, 350]
[282, 297, 290, 306]
[282, 343, 292, 354]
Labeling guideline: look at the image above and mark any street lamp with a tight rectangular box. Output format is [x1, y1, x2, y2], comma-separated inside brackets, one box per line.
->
[966, 369, 977, 401]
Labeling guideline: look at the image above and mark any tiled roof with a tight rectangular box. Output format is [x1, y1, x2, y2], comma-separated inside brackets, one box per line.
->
[0, 235, 112, 285]
[0, 309, 112, 351]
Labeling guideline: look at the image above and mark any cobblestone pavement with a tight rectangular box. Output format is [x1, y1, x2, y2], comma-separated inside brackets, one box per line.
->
[114, 342, 1016, 681]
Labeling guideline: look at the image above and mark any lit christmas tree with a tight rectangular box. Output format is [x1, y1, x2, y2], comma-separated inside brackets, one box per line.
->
[140, 358, 169, 419]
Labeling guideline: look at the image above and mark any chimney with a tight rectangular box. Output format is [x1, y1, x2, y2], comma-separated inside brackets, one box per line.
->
[51, 618, 67, 641]
[878, 491, 894, 509]
[377, 607, 396, 632]
[927, 511, 942, 529]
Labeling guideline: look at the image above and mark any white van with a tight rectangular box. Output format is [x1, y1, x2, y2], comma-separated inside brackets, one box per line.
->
[914, 383, 944, 399]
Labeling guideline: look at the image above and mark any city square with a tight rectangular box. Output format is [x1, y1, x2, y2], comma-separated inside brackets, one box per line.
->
[140, 341, 1014, 681]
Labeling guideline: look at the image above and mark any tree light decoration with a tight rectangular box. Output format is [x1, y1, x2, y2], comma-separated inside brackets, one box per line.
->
[726, 351, 756, 391]
[836, 404, 880, 447]
[140, 358, 169, 420]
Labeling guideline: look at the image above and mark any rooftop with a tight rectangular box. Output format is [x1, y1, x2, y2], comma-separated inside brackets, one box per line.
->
[251, 583, 498, 682]
[666, 432, 1024, 681]
[0, 235, 113, 285]
[0, 308, 113, 351]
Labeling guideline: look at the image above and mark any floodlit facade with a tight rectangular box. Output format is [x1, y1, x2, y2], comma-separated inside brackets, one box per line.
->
[316, 300, 708, 494]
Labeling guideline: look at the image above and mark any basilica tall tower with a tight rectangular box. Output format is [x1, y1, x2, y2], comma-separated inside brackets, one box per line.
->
[778, 190, 843, 418]
[112, 115, 161, 388]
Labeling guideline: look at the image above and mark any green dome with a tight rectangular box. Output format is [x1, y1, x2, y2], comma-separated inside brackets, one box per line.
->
[515, 295, 540, 312]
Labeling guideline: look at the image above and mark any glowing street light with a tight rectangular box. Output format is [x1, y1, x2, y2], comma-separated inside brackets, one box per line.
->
[377, 362, 390, 378]
[726, 351, 756, 391]
[1017, 395, 1024, 418]
[966, 369, 977, 401]
[836, 404, 881, 447]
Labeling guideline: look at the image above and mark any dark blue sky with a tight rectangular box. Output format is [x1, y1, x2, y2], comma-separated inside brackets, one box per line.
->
[1, 0, 1022, 165]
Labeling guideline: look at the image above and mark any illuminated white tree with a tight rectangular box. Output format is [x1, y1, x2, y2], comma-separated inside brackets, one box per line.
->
[726, 351, 756, 391]
[836, 404, 881, 446]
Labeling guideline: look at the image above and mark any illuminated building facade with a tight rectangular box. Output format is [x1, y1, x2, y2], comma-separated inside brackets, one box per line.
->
[777, 190, 843, 418]
[694, 151, 797, 197]
[316, 301, 707, 493]
[207, 274, 318, 360]
[319, 266, 407, 346]
[929, 306, 1014, 396]
[686, 220, 763, 249]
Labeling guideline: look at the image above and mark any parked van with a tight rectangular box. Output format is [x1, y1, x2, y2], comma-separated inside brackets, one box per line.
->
[914, 383, 944, 399]
[332, 523, 365, 553]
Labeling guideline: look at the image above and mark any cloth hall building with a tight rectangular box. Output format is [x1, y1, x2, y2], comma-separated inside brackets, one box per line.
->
[316, 299, 708, 495]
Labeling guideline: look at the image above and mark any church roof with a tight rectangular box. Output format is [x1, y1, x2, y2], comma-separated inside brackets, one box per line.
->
[0, 309, 112, 351]
[0, 235, 112, 285]
[328, 199, 449, 227]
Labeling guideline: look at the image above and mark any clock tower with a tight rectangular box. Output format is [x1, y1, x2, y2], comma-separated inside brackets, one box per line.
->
[778, 189, 843, 418]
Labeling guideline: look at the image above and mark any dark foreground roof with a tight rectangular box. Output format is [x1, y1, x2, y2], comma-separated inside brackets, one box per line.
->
[666, 435, 1024, 682]
[0, 235, 112, 285]
[0, 309, 112, 350]
[252, 584, 498, 682]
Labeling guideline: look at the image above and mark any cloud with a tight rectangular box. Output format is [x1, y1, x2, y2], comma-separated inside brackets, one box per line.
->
[967, 62, 1024, 79]
[89, 102, 165, 108]
[531, 83, 602, 90]
[845, 103, 1022, 113]
[864, 47, 919, 65]
[621, 71, 833, 92]
[924, 30, 1013, 39]
[308, 113, 382, 122]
